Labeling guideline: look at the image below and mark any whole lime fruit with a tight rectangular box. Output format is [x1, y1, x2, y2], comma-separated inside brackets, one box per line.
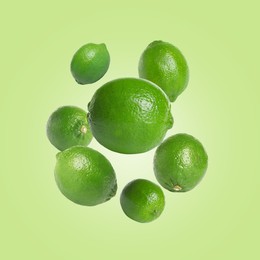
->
[154, 133, 208, 192]
[120, 179, 165, 223]
[46, 106, 92, 151]
[54, 146, 117, 206]
[70, 43, 110, 84]
[138, 40, 189, 102]
[87, 77, 173, 154]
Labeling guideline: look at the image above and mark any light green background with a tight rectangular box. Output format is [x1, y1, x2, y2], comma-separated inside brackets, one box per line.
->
[1, 0, 259, 259]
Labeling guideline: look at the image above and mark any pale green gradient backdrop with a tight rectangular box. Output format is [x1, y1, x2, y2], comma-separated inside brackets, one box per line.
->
[1, 0, 259, 259]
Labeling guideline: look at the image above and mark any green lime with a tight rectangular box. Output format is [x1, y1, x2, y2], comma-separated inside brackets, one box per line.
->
[138, 40, 189, 102]
[87, 77, 173, 154]
[120, 179, 165, 223]
[54, 146, 117, 206]
[46, 106, 92, 151]
[154, 133, 208, 192]
[70, 43, 110, 84]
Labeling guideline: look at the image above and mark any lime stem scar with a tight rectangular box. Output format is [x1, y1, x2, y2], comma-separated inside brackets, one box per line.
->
[173, 185, 182, 191]
[80, 125, 87, 134]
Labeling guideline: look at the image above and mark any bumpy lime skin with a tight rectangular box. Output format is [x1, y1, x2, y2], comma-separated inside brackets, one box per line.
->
[46, 106, 93, 151]
[87, 78, 173, 154]
[120, 179, 165, 223]
[54, 146, 117, 206]
[70, 43, 110, 84]
[154, 133, 208, 192]
[139, 40, 189, 102]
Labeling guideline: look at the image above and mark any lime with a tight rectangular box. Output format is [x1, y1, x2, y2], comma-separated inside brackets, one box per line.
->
[46, 106, 92, 151]
[138, 40, 189, 102]
[154, 133, 208, 192]
[70, 43, 110, 84]
[87, 77, 173, 154]
[54, 146, 117, 206]
[120, 179, 165, 223]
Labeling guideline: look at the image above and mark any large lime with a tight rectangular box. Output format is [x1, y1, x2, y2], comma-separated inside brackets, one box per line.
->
[87, 77, 173, 154]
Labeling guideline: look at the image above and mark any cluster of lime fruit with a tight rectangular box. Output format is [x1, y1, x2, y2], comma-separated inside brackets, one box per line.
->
[46, 41, 208, 223]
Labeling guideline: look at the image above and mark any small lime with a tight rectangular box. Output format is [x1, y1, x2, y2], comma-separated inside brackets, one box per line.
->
[54, 146, 117, 206]
[139, 40, 189, 102]
[154, 133, 208, 192]
[87, 77, 173, 154]
[70, 43, 110, 84]
[120, 179, 165, 223]
[46, 106, 92, 151]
